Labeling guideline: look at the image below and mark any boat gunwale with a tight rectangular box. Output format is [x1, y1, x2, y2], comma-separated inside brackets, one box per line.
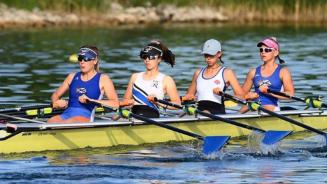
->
[0, 109, 324, 132]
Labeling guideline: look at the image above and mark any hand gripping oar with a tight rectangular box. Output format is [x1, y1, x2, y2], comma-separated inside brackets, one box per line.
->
[267, 89, 327, 108]
[220, 92, 327, 139]
[152, 97, 291, 145]
[88, 100, 230, 155]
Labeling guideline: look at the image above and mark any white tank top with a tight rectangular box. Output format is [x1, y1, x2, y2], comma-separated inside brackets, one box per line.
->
[196, 67, 226, 104]
[133, 72, 165, 106]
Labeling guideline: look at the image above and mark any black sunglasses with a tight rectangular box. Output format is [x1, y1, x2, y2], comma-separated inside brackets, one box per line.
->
[140, 54, 159, 60]
[78, 55, 95, 62]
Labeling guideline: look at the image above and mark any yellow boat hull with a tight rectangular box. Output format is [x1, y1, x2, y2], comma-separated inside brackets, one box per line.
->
[0, 110, 326, 154]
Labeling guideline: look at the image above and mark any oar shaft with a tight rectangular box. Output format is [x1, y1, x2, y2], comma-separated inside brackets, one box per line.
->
[155, 97, 265, 133]
[156, 98, 183, 109]
[195, 110, 264, 133]
[0, 113, 46, 124]
[131, 113, 203, 140]
[258, 106, 326, 135]
[0, 104, 51, 114]
[267, 89, 305, 102]
[88, 99, 205, 140]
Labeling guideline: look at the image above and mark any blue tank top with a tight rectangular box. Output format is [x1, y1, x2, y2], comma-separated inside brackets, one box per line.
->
[68, 72, 101, 112]
[253, 65, 283, 106]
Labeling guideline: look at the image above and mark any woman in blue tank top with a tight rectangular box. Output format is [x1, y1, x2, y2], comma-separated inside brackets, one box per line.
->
[242, 37, 294, 112]
[47, 46, 119, 123]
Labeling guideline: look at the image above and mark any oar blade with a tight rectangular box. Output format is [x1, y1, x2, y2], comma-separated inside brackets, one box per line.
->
[262, 130, 292, 145]
[202, 136, 230, 155]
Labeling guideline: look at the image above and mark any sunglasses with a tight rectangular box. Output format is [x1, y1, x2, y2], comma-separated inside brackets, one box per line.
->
[78, 55, 95, 62]
[140, 54, 159, 60]
[259, 47, 274, 53]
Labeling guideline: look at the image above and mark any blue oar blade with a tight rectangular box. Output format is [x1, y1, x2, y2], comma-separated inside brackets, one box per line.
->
[202, 136, 230, 155]
[262, 130, 292, 145]
[323, 134, 327, 146]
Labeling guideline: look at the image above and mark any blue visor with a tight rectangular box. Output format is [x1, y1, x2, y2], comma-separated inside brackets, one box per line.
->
[78, 48, 97, 61]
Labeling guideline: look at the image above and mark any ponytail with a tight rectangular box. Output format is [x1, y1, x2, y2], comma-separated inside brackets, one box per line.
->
[147, 40, 175, 67]
[277, 55, 285, 64]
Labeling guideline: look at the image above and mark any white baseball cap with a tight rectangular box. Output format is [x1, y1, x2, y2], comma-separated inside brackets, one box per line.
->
[201, 39, 222, 55]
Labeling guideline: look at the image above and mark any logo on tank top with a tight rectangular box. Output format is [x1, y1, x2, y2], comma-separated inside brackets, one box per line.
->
[214, 80, 220, 85]
[76, 88, 87, 94]
[258, 80, 272, 87]
[152, 80, 159, 88]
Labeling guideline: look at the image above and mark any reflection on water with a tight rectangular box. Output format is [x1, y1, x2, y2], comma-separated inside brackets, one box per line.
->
[0, 25, 326, 106]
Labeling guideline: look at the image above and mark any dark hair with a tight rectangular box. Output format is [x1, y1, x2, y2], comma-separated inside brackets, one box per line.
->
[219, 56, 224, 64]
[80, 45, 100, 72]
[147, 40, 175, 67]
[277, 55, 285, 64]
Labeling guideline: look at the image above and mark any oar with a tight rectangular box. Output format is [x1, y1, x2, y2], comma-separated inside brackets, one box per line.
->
[220, 92, 327, 139]
[0, 104, 51, 114]
[152, 97, 291, 145]
[267, 89, 327, 108]
[88, 100, 230, 155]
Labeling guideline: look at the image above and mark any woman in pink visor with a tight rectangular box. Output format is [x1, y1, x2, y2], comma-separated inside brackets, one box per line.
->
[241, 37, 294, 112]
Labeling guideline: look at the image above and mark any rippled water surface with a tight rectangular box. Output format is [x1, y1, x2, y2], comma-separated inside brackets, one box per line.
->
[0, 24, 327, 183]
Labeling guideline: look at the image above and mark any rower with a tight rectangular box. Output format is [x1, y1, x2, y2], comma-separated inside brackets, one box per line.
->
[241, 37, 295, 112]
[183, 39, 245, 114]
[121, 40, 181, 118]
[47, 46, 119, 123]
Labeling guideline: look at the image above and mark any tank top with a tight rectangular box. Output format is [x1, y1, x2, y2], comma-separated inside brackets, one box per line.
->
[253, 64, 283, 106]
[68, 72, 102, 112]
[196, 66, 226, 104]
[132, 72, 165, 110]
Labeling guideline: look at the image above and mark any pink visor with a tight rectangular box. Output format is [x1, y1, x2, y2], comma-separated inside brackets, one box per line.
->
[257, 38, 279, 51]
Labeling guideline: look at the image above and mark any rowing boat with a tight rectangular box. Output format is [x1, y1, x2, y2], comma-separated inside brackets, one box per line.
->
[0, 109, 326, 154]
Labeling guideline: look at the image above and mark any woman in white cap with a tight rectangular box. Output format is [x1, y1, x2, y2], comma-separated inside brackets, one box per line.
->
[241, 37, 294, 112]
[121, 40, 181, 118]
[183, 39, 244, 114]
[48, 45, 119, 123]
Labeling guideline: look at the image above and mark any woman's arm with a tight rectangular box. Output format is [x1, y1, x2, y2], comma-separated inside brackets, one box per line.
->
[268, 67, 295, 100]
[120, 73, 137, 106]
[51, 73, 74, 109]
[223, 68, 245, 99]
[96, 74, 119, 108]
[239, 69, 256, 113]
[164, 75, 181, 106]
[183, 68, 201, 100]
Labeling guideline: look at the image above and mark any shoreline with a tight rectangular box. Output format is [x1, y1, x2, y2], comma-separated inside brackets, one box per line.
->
[0, 3, 326, 28]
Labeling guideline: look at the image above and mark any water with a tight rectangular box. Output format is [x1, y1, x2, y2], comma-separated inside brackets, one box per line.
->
[0, 24, 327, 183]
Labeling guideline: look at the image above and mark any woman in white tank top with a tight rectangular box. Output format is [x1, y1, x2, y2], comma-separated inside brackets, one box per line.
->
[122, 40, 181, 117]
[184, 39, 245, 114]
